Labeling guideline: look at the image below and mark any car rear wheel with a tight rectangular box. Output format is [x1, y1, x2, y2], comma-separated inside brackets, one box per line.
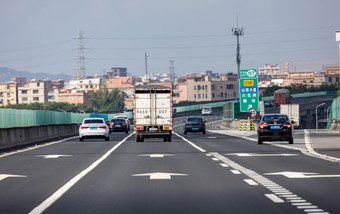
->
[203, 130, 206, 134]
[288, 139, 293, 144]
[105, 136, 109, 141]
[79, 137, 84, 142]
[258, 139, 263, 144]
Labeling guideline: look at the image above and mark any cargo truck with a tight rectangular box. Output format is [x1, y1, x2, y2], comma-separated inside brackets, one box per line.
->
[134, 85, 173, 142]
[280, 104, 300, 128]
[274, 89, 291, 106]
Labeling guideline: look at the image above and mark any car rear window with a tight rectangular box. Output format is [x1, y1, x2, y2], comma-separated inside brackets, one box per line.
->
[262, 115, 289, 123]
[84, 119, 104, 124]
[187, 117, 203, 122]
[111, 119, 126, 123]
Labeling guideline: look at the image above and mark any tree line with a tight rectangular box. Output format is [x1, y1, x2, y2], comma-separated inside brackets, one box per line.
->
[1, 88, 126, 113]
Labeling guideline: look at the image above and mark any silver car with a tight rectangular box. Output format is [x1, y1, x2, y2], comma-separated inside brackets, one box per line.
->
[79, 118, 110, 141]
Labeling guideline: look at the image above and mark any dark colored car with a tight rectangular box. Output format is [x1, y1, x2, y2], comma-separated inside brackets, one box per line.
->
[109, 118, 128, 134]
[257, 114, 294, 144]
[184, 117, 206, 134]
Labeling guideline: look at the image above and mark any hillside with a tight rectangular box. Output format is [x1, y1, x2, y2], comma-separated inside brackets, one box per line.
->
[0, 67, 72, 82]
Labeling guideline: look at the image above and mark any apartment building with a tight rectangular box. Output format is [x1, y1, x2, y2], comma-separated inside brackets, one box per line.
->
[58, 89, 91, 105]
[0, 83, 17, 106]
[183, 73, 238, 102]
[68, 78, 103, 91]
[18, 80, 52, 104]
[108, 67, 127, 78]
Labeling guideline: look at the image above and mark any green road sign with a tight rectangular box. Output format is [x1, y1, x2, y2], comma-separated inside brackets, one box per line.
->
[240, 69, 257, 79]
[239, 69, 259, 112]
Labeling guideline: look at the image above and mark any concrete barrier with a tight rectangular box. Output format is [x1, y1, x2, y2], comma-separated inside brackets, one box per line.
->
[329, 120, 340, 132]
[0, 124, 79, 150]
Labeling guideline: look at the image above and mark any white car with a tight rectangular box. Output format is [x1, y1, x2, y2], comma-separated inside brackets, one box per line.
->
[202, 107, 212, 115]
[79, 118, 110, 141]
[114, 115, 131, 130]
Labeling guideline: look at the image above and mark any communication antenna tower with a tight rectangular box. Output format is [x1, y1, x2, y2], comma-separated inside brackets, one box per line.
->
[232, 25, 244, 78]
[169, 60, 175, 83]
[77, 31, 86, 79]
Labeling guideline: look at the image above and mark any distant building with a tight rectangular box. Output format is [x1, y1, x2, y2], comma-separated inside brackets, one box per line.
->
[176, 73, 238, 103]
[67, 78, 103, 91]
[11, 77, 26, 87]
[58, 89, 92, 105]
[108, 67, 127, 78]
[18, 80, 52, 104]
[0, 83, 17, 106]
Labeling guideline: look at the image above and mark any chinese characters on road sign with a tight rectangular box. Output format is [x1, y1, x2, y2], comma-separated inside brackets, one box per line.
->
[239, 69, 259, 112]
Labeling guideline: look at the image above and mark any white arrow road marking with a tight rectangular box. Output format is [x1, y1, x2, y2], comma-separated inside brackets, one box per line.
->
[264, 171, 340, 178]
[0, 174, 27, 181]
[225, 153, 298, 157]
[132, 172, 188, 180]
[139, 154, 175, 158]
[36, 155, 73, 159]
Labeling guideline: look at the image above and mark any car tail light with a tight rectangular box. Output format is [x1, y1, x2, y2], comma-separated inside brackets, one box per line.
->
[110, 123, 114, 126]
[81, 126, 89, 129]
[258, 123, 268, 129]
[283, 124, 292, 128]
[99, 126, 107, 129]
[123, 123, 127, 126]
[185, 123, 190, 125]
[200, 122, 205, 125]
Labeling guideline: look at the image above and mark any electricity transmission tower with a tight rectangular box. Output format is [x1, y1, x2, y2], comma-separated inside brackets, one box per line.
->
[76, 31, 86, 79]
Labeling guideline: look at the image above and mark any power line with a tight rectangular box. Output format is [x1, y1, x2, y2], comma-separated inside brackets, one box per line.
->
[0, 40, 72, 54]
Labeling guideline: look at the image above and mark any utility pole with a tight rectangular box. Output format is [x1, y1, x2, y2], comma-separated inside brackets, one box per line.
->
[232, 26, 244, 78]
[169, 60, 175, 81]
[232, 21, 244, 100]
[145, 52, 149, 84]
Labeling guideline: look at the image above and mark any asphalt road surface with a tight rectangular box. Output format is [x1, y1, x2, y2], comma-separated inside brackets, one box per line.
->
[0, 113, 339, 214]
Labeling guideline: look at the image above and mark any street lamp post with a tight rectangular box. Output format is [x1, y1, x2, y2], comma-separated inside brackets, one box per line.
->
[315, 103, 325, 130]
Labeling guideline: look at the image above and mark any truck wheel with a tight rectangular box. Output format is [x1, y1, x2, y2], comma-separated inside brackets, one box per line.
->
[168, 135, 172, 142]
[140, 136, 144, 142]
[136, 135, 140, 142]
[163, 136, 167, 142]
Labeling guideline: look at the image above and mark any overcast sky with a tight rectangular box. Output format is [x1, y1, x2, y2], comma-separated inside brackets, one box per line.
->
[1, 0, 340, 79]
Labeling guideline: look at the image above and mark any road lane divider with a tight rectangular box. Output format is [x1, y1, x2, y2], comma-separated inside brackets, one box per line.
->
[29, 132, 134, 214]
[174, 132, 328, 213]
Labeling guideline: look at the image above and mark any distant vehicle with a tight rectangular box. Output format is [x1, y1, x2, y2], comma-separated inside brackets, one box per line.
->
[280, 104, 300, 128]
[202, 107, 212, 115]
[79, 118, 110, 141]
[274, 89, 291, 106]
[257, 114, 294, 144]
[134, 85, 173, 142]
[264, 100, 274, 108]
[109, 118, 128, 134]
[184, 116, 206, 134]
[114, 115, 130, 130]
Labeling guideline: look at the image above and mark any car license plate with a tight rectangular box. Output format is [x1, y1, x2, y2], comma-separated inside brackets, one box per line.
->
[115, 125, 121, 127]
[149, 128, 158, 131]
[270, 126, 280, 129]
[192, 128, 199, 130]
[90, 127, 97, 130]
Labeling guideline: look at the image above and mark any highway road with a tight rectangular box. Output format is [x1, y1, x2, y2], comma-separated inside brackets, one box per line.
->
[0, 113, 340, 214]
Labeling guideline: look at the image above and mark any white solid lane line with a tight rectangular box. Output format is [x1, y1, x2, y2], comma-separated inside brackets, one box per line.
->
[29, 133, 134, 214]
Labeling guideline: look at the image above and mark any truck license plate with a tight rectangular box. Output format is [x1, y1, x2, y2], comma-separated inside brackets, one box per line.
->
[149, 128, 158, 131]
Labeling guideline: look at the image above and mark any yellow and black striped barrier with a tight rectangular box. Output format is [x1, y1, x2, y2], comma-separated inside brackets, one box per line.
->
[239, 122, 257, 131]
